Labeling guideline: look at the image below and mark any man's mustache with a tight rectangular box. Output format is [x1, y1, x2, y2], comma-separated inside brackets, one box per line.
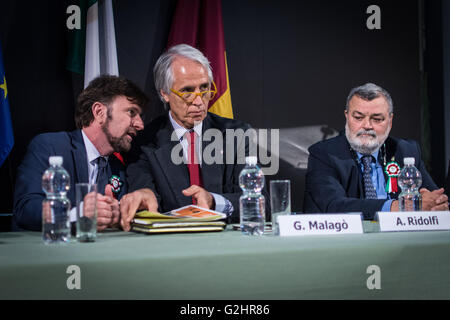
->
[356, 130, 377, 138]
[126, 129, 137, 138]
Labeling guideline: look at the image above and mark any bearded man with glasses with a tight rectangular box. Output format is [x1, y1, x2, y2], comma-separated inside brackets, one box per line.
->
[303, 83, 448, 220]
[120, 44, 260, 230]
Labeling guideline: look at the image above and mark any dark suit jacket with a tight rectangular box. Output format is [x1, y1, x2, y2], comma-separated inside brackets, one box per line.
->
[13, 129, 127, 231]
[126, 112, 266, 223]
[303, 132, 438, 220]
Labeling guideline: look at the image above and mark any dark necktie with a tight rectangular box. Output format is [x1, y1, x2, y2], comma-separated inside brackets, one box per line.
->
[362, 155, 378, 199]
[96, 156, 111, 195]
[186, 130, 203, 204]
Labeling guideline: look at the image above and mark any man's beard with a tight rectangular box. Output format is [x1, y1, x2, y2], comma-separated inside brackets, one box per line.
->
[345, 123, 390, 155]
[101, 119, 134, 154]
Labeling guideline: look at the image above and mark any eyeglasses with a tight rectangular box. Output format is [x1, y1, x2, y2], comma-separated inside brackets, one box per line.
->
[170, 82, 217, 103]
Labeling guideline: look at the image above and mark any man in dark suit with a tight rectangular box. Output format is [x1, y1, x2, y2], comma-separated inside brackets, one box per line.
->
[303, 83, 448, 220]
[120, 44, 257, 230]
[13, 75, 148, 231]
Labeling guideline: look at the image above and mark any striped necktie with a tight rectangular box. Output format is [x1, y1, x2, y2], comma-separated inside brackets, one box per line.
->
[96, 156, 111, 195]
[361, 155, 378, 199]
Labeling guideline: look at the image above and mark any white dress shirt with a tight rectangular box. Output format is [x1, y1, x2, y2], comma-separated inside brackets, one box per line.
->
[168, 111, 233, 215]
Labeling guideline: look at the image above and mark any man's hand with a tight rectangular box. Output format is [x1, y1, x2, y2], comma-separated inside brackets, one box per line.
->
[81, 191, 111, 231]
[96, 194, 115, 231]
[94, 184, 120, 231]
[391, 188, 449, 212]
[420, 188, 449, 211]
[105, 184, 120, 228]
[182, 185, 215, 209]
[120, 188, 159, 231]
[390, 200, 399, 211]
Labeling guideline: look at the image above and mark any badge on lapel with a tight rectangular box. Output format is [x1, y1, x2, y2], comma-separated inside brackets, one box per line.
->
[109, 175, 123, 196]
[385, 158, 400, 193]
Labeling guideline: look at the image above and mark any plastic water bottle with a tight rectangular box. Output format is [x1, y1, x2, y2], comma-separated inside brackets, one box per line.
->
[42, 156, 71, 243]
[239, 156, 266, 235]
[398, 157, 422, 211]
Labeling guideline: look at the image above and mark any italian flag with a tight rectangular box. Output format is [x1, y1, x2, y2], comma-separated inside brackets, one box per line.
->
[167, 0, 234, 119]
[66, 0, 118, 88]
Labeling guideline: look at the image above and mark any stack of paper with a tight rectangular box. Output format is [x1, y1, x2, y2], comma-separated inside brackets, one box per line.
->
[131, 205, 227, 234]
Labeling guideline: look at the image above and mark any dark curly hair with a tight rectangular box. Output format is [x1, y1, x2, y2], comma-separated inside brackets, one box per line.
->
[75, 75, 149, 129]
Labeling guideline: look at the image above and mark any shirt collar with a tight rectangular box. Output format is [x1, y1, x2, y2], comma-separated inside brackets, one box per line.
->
[168, 111, 203, 140]
[81, 130, 107, 164]
[356, 149, 380, 164]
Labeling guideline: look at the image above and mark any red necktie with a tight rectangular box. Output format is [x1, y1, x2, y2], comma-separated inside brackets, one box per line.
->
[187, 130, 203, 204]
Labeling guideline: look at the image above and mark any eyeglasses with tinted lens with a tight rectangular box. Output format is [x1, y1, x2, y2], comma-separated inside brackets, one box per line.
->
[170, 82, 217, 103]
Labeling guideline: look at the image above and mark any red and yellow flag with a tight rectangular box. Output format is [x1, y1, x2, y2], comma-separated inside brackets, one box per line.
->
[167, 0, 233, 119]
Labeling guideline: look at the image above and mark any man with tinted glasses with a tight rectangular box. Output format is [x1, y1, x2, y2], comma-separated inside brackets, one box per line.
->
[303, 83, 448, 220]
[120, 44, 255, 230]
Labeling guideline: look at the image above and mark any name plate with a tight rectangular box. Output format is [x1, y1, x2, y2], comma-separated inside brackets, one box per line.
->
[377, 211, 450, 232]
[278, 214, 363, 236]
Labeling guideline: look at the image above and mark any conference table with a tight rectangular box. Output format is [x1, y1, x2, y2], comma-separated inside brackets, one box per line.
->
[1, 222, 450, 300]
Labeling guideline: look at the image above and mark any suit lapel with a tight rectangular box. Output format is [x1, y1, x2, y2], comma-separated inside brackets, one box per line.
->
[109, 155, 127, 198]
[340, 134, 364, 198]
[154, 116, 191, 207]
[385, 137, 401, 199]
[385, 136, 398, 165]
[70, 130, 89, 184]
[200, 115, 223, 193]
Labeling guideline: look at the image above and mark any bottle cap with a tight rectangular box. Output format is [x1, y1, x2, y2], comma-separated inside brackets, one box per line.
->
[49, 156, 63, 166]
[245, 156, 257, 165]
[403, 157, 415, 166]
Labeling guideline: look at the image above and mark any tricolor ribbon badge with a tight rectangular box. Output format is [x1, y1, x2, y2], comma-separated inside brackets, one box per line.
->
[385, 161, 401, 193]
[109, 175, 123, 196]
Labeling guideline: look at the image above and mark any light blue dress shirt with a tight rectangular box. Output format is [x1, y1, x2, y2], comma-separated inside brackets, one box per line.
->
[356, 150, 393, 211]
[82, 130, 108, 185]
[69, 130, 106, 222]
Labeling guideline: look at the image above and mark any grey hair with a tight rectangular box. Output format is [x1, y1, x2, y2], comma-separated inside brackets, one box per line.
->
[153, 44, 214, 105]
[345, 83, 394, 114]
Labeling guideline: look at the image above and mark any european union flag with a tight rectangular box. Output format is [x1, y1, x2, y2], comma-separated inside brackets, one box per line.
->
[0, 41, 14, 167]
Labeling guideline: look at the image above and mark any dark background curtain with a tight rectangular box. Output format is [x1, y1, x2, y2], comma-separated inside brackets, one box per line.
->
[0, 0, 447, 214]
